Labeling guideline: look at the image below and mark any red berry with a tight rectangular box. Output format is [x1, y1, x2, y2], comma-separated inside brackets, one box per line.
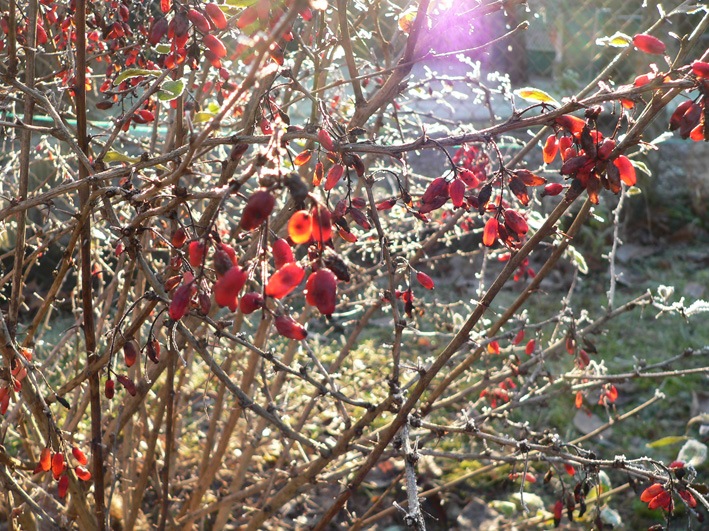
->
[40, 447, 52, 472]
[123, 339, 138, 367]
[171, 227, 187, 248]
[483, 217, 498, 247]
[75, 465, 92, 481]
[449, 178, 465, 208]
[58, 475, 69, 498]
[52, 453, 65, 479]
[324, 164, 344, 191]
[288, 210, 313, 244]
[266, 263, 305, 299]
[205, 4, 228, 30]
[305, 268, 338, 315]
[105, 379, 115, 399]
[188, 9, 211, 33]
[274, 315, 307, 340]
[240, 292, 264, 314]
[543, 134, 558, 164]
[214, 266, 247, 311]
[169, 283, 195, 320]
[318, 129, 335, 151]
[633, 33, 666, 55]
[204, 34, 227, 58]
[188, 241, 207, 268]
[416, 272, 434, 290]
[240, 190, 275, 231]
[272, 238, 294, 269]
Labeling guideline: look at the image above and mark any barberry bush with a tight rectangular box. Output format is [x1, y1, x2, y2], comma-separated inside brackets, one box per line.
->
[1, 0, 709, 529]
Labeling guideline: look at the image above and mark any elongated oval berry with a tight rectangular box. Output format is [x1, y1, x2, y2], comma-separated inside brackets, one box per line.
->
[313, 162, 324, 186]
[204, 34, 227, 58]
[169, 283, 194, 320]
[75, 465, 92, 481]
[318, 129, 335, 151]
[161, 0, 171, 13]
[311, 206, 333, 243]
[205, 3, 228, 30]
[483, 217, 498, 247]
[648, 490, 672, 510]
[450, 178, 465, 208]
[514, 169, 546, 186]
[147, 339, 161, 363]
[105, 379, 115, 399]
[508, 176, 530, 205]
[294, 150, 312, 166]
[116, 374, 137, 396]
[679, 489, 697, 508]
[123, 339, 138, 367]
[188, 241, 207, 268]
[240, 292, 264, 314]
[40, 447, 52, 472]
[416, 271, 434, 290]
[305, 268, 338, 315]
[458, 169, 479, 188]
[669, 100, 693, 131]
[275, 314, 307, 340]
[633, 33, 666, 55]
[149, 17, 169, 45]
[641, 483, 665, 502]
[421, 177, 449, 204]
[288, 210, 313, 244]
[613, 156, 636, 186]
[237, 6, 258, 29]
[324, 164, 344, 191]
[188, 8, 211, 32]
[173, 10, 190, 37]
[555, 115, 585, 135]
[273, 238, 294, 269]
[543, 134, 558, 164]
[266, 263, 305, 299]
[542, 182, 563, 197]
[241, 190, 275, 230]
[525, 339, 536, 355]
[214, 266, 247, 311]
[513, 329, 525, 345]
[58, 475, 69, 498]
[172, 227, 187, 248]
[597, 138, 616, 159]
[504, 210, 529, 235]
[52, 453, 65, 479]
[679, 103, 702, 139]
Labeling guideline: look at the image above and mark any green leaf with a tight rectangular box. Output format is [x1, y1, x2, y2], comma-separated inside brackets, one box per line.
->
[631, 160, 652, 177]
[489, 500, 516, 517]
[103, 150, 140, 163]
[514, 87, 559, 106]
[647, 435, 688, 448]
[596, 32, 632, 47]
[627, 186, 642, 195]
[193, 112, 216, 123]
[158, 79, 185, 102]
[226, 0, 258, 6]
[155, 43, 171, 55]
[113, 69, 162, 85]
[568, 247, 588, 274]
